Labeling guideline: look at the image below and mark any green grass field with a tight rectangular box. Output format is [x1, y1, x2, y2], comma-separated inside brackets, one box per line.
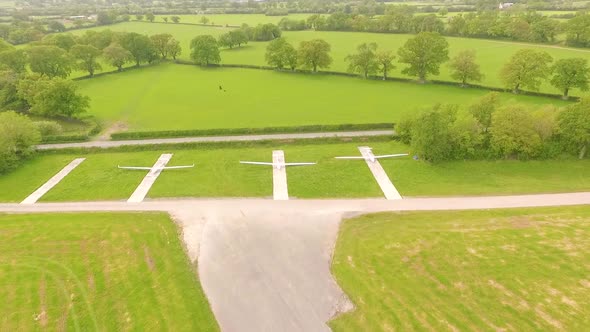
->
[152, 14, 312, 26]
[1, 141, 589, 202]
[78, 63, 568, 131]
[330, 206, 590, 331]
[74, 22, 590, 94]
[0, 212, 218, 331]
[0, 154, 78, 202]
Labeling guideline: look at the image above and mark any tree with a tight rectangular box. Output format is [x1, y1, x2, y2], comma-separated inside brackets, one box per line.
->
[171, 16, 180, 24]
[136, 14, 144, 21]
[376, 50, 395, 80]
[550, 58, 590, 99]
[119, 33, 156, 66]
[42, 33, 78, 51]
[218, 32, 236, 49]
[410, 104, 458, 162]
[490, 105, 542, 159]
[448, 50, 483, 87]
[96, 12, 114, 25]
[48, 21, 66, 32]
[103, 43, 132, 71]
[438, 7, 448, 17]
[0, 70, 27, 111]
[265, 38, 297, 70]
[468, 92, 499, 134]
[163, 17, 169, 23]
[167, 39, 182, 60]
[190, 35, 220, 66]
[558, 98, 590, 159]
[229, 30, 249, 47]
[27, 46, 73, 78]
[200, 16, 209, 25]
[70, 44, 102, 77]
[0, 49, 27, 73]
[253, 23, 282, 41]
[345, 43, 379, 79]
[500, 49, 553, 93]
[17, 77, 89, 118]
[150, 33, 174, 58]
[0, 111, 40, 173]
[398, 32, 449, 83]
[565, 13, 590, 47]
[79, 30, 113, 50]
[146, 13, 155, 23]
[297, 39, 332, 72]
[307, 14, 326, 30]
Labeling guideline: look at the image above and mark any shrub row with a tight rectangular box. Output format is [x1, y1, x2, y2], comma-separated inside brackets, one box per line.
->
[41, 134, 394, 154]
[110, 123, 394, 140]
[40, 120, 101, 143]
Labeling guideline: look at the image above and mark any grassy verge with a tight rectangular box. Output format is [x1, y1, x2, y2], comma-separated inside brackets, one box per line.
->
[0, 141, 587, 202]
[0, 155, 79, 203]
[330, 206, 590, 331]
[0, 212, 219, 331]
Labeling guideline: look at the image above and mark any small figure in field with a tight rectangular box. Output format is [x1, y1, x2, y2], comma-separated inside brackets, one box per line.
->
[219, 85, 223, 90]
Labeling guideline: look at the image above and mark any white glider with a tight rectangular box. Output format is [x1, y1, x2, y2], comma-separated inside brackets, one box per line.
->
[239, 161, 316, 170]
[118, 165, 195, 170]
[335, 153, 408, 163]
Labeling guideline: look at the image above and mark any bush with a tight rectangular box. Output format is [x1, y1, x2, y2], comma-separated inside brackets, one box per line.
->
[40, 134, 89, 143]
[401, 101, 563, 162]
[34, 120, 62, 136]
[0, 111, 41, 173]
[490, 105, 545, 159]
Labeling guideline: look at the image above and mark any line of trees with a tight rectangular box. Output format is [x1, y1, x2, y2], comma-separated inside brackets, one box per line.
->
[264, 37, 333, 72]
[398, 93, 590, 162]
[2, 29, 182, 78]
[287, 10, 590, 47]
[135, 14, 182, 24]
[262, 32, 590, 99]
[0, 30, 183, 119]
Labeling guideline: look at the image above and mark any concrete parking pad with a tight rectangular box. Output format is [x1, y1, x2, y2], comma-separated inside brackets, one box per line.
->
[21, 158, 86, 205]
[273, 150, 289, 200]
[358, 147, 402, 200]
[127, 154, 172, 203]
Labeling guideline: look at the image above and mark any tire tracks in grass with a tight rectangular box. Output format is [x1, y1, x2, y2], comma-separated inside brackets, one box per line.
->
[102, 67, 166, 137]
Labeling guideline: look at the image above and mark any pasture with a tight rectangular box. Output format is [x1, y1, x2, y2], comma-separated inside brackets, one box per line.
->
[330, 206, 590, 331]
[0, 212, 218, 331]
[152, 13, 313, 26]
[78, 64, 568, 132]
[74, 21, 590, 94]
[1, 141, 590, 202]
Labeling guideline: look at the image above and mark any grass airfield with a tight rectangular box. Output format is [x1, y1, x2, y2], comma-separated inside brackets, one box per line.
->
[331, 206, 590, 331]
[1, 141, 590, 202]
[78, 64, 568, 132]
[0, 212, 218, 331]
